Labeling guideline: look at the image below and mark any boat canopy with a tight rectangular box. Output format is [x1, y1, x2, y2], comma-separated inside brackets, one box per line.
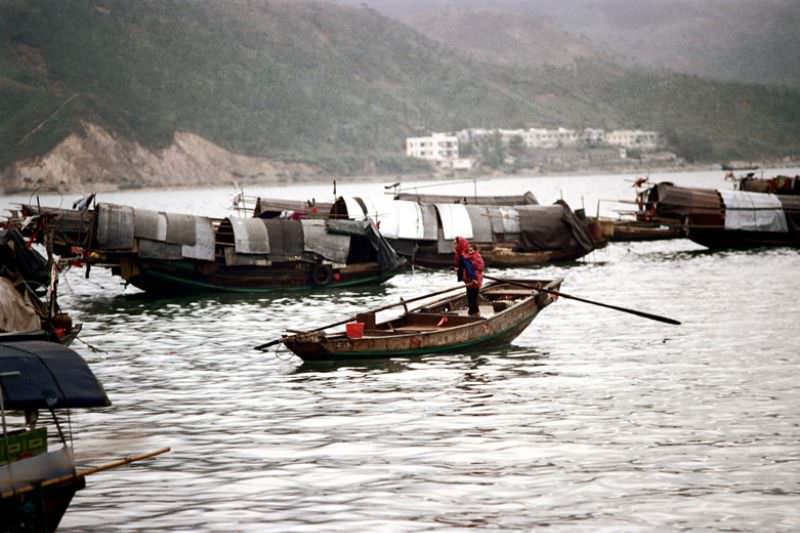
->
[393, 191, 539, 206]
[0, 340, 110, 410]
[648, 182, 800, 233]
[517, 202, 596, 254]
[335, 197, 425, 240]
[719, 190, 788, 232]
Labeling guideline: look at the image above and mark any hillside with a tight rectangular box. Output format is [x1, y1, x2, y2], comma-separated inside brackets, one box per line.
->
[1, 0, 800, 192]
[398, 9, 608, 69]
[345, 0, 800, 87]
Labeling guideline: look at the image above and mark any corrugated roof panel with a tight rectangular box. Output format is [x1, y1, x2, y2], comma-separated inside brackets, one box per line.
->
[181, 217, 216, 262]
[133, 209, 167, 241]
[96, 204, 135, 250]
[434, 204, 473, 240]
[229, 218, 270, 254]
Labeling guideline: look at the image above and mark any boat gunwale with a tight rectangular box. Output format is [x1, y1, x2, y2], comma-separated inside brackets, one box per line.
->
[283, 278, 561, 356]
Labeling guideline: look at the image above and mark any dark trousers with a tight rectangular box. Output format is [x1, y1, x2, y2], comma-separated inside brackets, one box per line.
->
[467, 286, 480, 315]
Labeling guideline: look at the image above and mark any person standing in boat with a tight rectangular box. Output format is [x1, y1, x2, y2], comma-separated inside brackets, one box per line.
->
[454, 237, 485, 316]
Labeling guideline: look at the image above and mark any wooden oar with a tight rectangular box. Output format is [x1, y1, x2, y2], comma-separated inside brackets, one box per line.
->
[255, 283, 468, 350]
[484, 275, 681, 326]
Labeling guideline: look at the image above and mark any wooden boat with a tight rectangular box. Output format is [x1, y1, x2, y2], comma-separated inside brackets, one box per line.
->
[392, 190, 539, 206]
[732, 173, 800, 195]
[643, 182, 800, 249]
[1, 228, 82, 344]
[329, 196, 601, 268]
[242, 192, 602, 268]
[0, 337, 168, 532]
[277, 278, 561, 361]
[9, 203, 405, 295]
[591, 217, 686, 242]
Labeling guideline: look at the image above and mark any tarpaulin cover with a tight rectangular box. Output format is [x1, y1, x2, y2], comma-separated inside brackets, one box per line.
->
[0, 229, 49, 288]
[486, 207, 505, 237]
[719, 190, 788, 232]
[0, 278, 41, 333]
[372, 200, 424, 240]
[420, 204, 439, 241]
[181, 217, 216, 262]
[134, 209, 167, 241]
[229, 218, 270, 255]
[301, 219, 350, 264]
[0, 340, 110, 409]
[138, 239, 183, 260]
[323, 219, 402, 272]
[777, 195, 800, 232]
[435, 204, 473, 240]
[96, 204, 135, 250]
[263, 219, 304, 262]
[165, 213, 197, 245]
[517, 203, 595, 254]
[498, 207, 520, 234]
[465, 206, 493, 243]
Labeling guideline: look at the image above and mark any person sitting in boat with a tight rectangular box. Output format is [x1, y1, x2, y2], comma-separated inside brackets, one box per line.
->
[454, 237, 485, 316]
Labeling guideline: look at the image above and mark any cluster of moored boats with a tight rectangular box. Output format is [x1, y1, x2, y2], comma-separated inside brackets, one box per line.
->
[1, 172, 797, 529]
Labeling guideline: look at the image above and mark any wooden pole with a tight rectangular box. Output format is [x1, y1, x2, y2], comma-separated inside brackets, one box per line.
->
[0, 447, 170, 499]
[484, 275, 681, 326]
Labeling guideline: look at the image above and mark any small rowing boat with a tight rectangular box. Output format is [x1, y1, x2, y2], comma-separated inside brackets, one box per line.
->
[277, 278, 562, 361]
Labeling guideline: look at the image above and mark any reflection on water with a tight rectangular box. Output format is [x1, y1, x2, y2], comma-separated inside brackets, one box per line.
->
[8, 171, 797, 532]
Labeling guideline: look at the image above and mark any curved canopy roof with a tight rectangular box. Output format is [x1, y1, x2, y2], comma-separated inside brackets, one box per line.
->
[0, 340, 110, 410]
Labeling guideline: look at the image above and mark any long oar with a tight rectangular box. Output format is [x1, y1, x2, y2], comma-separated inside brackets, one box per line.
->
[484, 275, 681, 326]
[0, 447, 170, 499]
[255, 283, 468, 351]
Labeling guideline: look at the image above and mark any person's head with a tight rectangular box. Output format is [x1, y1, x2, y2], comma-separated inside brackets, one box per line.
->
[454, 236, 469, 254]
[467, 243, 476, 254]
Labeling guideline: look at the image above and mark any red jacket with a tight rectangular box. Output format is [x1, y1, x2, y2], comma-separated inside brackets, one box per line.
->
[463, 248, 485, 288]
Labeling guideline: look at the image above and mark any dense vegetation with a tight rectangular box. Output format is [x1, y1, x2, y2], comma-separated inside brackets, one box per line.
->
[1, 0, 799, 176]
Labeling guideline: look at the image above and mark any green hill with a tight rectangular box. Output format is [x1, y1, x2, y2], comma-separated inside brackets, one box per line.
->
[1, 0, 799, 181]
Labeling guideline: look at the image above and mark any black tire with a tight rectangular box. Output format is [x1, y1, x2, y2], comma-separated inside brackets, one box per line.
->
[311, 263, 334, 286]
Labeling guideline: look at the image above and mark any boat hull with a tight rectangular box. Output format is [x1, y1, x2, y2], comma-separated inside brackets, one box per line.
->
[410, 248, 583, 269]
[283, 282, 557, 361]
[688, 228, 800, 249]
[119, 258, 399, 294]
[0, 476, 84, 533]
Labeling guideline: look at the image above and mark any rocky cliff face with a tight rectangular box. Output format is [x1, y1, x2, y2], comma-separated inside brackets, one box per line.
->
[1, 122, 322, 194]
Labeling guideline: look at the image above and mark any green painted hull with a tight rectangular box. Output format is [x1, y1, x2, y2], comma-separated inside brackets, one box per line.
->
[123, 259, 399, 295]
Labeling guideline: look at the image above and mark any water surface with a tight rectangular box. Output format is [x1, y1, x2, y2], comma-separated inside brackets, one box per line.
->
[5, 170, 800, 531]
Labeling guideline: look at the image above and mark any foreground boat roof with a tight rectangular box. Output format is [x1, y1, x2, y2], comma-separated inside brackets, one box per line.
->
[0, 339, 110, 409]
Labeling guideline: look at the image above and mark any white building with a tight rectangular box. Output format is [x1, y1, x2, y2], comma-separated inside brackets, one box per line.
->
[406, 133, 459, 161]
[524, 127, 578, 149]
[606, 129, 658, 151]
[582, 128, 606, 145]
[497, 129, 528, 144]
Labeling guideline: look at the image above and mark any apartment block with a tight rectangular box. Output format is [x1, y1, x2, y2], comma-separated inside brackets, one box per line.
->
[406, 133, 459, 161]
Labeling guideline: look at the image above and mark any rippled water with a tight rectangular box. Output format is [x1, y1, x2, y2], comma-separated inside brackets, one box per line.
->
[4, 170, 800, 531]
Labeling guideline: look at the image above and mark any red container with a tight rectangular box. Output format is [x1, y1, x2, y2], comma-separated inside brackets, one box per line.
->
[345, 321, 364, 339]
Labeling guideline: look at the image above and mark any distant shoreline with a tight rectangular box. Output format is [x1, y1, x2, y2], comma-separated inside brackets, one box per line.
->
[4, 160, 798, 197]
